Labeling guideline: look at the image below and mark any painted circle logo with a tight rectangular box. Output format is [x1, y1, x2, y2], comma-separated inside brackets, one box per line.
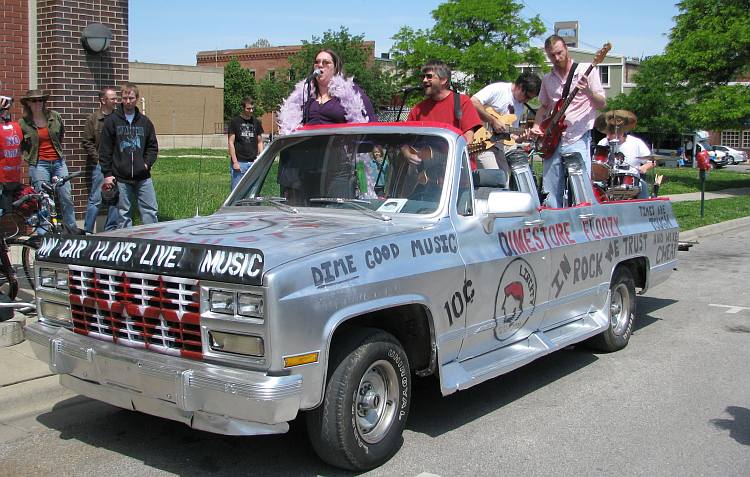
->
[176, 218, 275, 236]
[494, 257, 537, 341]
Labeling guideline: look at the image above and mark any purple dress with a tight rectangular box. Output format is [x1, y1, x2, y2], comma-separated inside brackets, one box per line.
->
[303, 84, 378, 125]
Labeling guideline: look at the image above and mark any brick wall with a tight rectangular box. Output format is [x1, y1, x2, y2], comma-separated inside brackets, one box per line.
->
[36, 0, 128, 218]
[0, 0, 29, 121]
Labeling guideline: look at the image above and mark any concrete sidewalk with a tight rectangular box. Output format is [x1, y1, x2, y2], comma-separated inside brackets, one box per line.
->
[663, 186, 750, 202]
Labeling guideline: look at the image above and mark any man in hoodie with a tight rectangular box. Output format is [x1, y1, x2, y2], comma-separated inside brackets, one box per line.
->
[100, 82, 159, 228]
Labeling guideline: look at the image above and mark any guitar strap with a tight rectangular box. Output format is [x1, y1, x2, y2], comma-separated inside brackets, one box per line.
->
[561, 62, 578, 100]
[452, 86, 462, 123]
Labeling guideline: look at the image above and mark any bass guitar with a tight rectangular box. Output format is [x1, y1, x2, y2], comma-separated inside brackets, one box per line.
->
[468, 109, 525, 155]
[537, 42, 611, 159]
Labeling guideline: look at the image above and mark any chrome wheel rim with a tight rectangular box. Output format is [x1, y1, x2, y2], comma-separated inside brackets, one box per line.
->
[610, 282, 631, 335]
[355, 359, 399, 444]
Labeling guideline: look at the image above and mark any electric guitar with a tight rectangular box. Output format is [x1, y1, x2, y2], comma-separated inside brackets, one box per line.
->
[468, 110, 525, 155]
[537, 42, 612, 159]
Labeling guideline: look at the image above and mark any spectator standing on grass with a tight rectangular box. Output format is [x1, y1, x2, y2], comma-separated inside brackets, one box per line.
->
[228, 96, 264, 190]
[82, 87, 119, 233]
[100, 82, 159, 228]
[18, 89, 77, 230]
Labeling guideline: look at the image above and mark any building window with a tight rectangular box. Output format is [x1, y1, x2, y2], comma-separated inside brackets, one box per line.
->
[248, 69, 256, 79]
[721, 130, 741, 147]
[288, 69, 296, 82]
[268, 69, 275, 80]
[599, 66, 610, 87]
[743, 130, 750, 148]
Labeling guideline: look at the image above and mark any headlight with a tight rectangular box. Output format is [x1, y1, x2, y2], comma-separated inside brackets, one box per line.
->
[209, 289, 234, 315]
[208, 289, 264, 320]
[208, 331, 264, 357]
[39, 300, 72, 326]
[39, 267, 68, 291]
[237, 292, 263, 318]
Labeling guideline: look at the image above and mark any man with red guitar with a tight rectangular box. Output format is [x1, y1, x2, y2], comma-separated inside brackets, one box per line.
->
[530, 35, 607, 208]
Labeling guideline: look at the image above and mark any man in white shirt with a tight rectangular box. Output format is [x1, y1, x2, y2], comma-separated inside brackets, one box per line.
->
[598, 128, 654, 198]
[471, 72, 541, 173]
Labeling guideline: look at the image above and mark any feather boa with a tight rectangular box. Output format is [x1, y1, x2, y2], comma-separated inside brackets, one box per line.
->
[277, 75, 369, 135]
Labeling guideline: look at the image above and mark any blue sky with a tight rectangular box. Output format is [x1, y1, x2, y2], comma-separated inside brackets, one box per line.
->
[129, 1, 680, 66]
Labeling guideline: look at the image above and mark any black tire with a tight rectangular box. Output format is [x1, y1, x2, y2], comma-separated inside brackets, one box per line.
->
[306, 329, 411, 471]
[587, 267, 636, 352]
[0, 293, 13, 322]
[727, 155, 735, 165]
[7, 238, 38, 290]
[20, 241, 37, 290]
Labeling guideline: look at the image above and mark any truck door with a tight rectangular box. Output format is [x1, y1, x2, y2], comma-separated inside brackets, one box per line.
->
[452, 155, 550, 361]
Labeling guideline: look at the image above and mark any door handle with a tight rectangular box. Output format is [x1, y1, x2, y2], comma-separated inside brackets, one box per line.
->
[524, 219, 545, 228]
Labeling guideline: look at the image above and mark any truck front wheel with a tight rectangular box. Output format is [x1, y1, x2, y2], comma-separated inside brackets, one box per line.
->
[307, 330, 411, 470]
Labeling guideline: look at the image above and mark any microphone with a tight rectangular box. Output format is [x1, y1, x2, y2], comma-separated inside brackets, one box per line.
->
[306, 68, 323, 81]
[400, 85, 423, 93]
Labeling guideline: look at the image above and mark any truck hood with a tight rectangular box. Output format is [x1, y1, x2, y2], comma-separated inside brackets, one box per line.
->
[36, 210, 426, 286]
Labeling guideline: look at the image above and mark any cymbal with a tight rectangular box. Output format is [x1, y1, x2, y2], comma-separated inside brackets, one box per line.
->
[595, 110, 637, 134]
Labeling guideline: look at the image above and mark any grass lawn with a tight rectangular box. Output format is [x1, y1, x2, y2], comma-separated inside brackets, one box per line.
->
[151, 149, 750, 230]
[152, 149, 230, 221]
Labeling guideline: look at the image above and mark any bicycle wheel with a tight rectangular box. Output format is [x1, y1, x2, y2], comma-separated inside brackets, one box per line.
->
[0, 249, 19, 302]
[9, 237, 39, 291]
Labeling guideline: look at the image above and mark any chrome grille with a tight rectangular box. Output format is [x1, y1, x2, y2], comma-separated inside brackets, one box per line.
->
[68, 265, 202, 360]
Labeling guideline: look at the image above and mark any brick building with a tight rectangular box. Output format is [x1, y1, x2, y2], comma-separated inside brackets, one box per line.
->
[0, 0, 128, 219]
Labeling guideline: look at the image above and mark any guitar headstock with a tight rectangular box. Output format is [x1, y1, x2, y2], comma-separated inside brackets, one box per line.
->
[593, 42, 612, 66]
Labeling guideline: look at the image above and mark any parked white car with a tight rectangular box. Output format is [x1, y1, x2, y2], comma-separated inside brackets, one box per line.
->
[713, 145, 748, 165]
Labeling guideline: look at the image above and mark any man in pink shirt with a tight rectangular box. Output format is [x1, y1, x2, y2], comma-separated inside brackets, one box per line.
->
[531, 35, 606, 208]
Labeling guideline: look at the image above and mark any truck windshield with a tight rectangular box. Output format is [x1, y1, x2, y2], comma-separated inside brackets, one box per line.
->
[229, 133, 451, 215]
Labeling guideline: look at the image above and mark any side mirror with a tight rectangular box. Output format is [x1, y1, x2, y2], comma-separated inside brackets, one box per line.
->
[482, 191, 536, 233]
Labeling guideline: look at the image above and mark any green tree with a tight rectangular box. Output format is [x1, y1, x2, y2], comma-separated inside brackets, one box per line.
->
[390, 0, 546, 93]
[286, 27, 397, 110]
[608, 0, 750, 133]
[223, 58, 257, 121]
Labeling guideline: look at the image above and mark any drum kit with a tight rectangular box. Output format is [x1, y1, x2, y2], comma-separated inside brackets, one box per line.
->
[592, 110, 643, 201]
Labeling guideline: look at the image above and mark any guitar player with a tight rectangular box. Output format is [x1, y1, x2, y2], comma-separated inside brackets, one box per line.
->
[530, 35, 607, 208]
[470, 72, 541, 175]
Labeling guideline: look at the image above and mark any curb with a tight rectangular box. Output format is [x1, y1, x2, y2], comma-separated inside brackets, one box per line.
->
[679, 215, 750, 242]
[0, 316, 26, 347]
[0, 375, 76, 422]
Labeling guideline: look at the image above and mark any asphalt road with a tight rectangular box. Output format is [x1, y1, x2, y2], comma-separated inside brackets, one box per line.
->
[1, 226, 748, 476]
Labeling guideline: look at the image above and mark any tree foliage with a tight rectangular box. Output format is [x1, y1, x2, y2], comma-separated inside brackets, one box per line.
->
[390, 0, 546, 93]
[608, 0, 750, 133]
[223, 59, 257, 121]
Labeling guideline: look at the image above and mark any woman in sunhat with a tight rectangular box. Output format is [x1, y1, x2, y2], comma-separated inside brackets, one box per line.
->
[18, 89, 76, 230]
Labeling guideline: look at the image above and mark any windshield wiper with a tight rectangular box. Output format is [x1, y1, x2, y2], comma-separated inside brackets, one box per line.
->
[234, 196, 299, 214]
[309, 198, 391, 222]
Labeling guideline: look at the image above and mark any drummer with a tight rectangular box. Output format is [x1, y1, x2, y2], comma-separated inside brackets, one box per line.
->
[596, 112, 653, 198]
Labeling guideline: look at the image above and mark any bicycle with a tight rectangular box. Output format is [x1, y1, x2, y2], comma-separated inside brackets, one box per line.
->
[12, 171, 85, 291]
[0, 187, 43, 321]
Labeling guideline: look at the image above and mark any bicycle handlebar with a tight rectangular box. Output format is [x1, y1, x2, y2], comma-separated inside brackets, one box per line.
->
[12, 193, 44, 208]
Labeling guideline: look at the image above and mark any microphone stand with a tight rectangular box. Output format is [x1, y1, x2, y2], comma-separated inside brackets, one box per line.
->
[396, 90, 412, 122]
[302, 77, 314, 125]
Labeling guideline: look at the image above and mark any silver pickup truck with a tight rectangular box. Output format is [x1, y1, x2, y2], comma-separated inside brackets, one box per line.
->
[25, 123, 678, 470]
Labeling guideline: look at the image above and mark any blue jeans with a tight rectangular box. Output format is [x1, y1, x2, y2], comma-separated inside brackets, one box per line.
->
[116, 178, 158, 228]
[542, 132, 591, 208]
[230, 161, 253, 190]
[28, 159, 76, 228]
[83, 164, 119, 233]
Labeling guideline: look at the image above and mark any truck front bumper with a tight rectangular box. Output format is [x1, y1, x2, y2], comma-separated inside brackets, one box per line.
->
[24, 322, 303, 436]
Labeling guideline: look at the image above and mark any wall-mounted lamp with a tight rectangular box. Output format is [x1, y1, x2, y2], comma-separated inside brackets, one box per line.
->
[81, 23, 112, 54]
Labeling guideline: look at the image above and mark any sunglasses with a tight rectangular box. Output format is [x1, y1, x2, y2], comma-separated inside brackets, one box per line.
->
[27, 98, 45, 103]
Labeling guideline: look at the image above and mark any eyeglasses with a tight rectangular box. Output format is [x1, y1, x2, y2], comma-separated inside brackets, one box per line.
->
[314, 59, 333, 66]
[27, 98, 44, 103]
[421, 73, 435, 79]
